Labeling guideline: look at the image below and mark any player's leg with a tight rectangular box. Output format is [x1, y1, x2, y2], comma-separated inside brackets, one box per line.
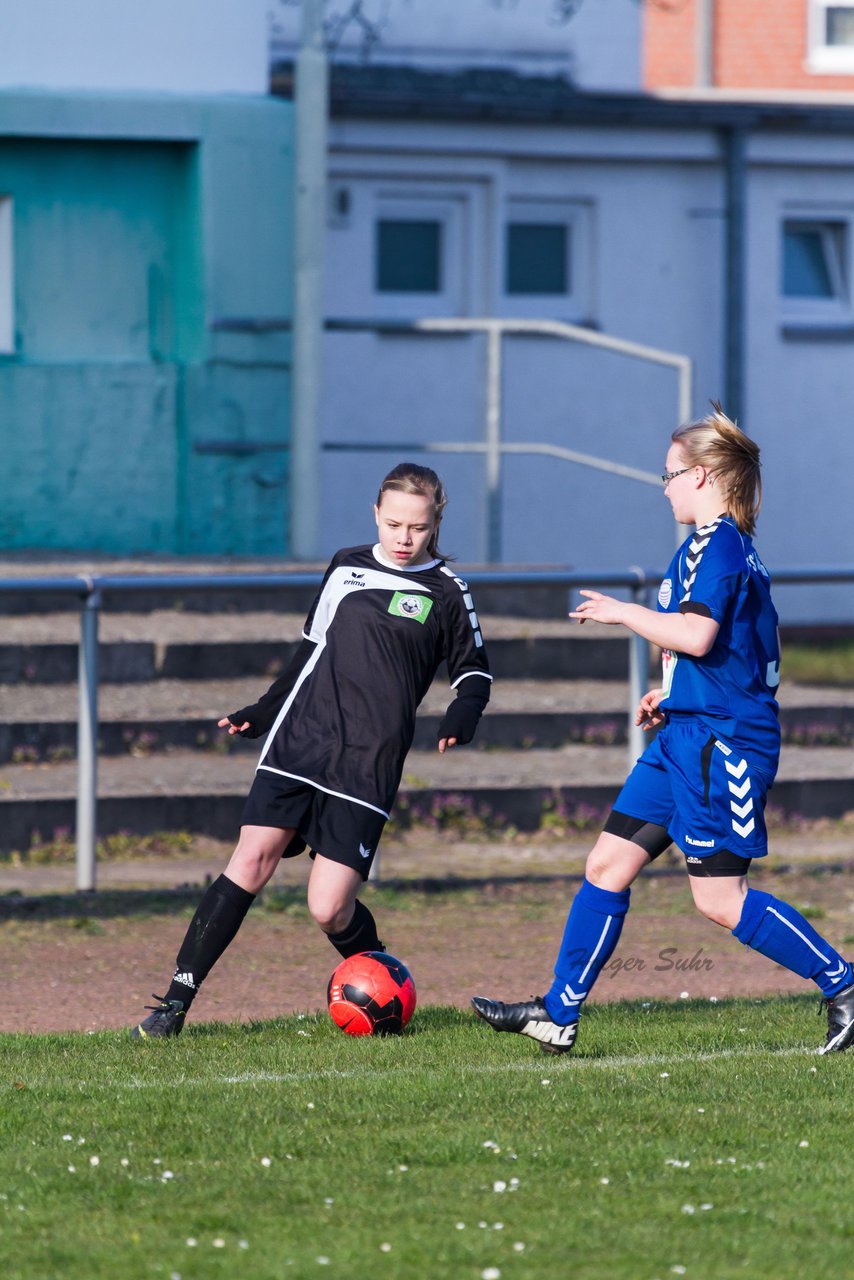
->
[307, 854, 383, 957]
[726, 877, 853, 1053]
[471, 741, 674, 1054]
[303, 793, 387, 958]
[131, 824, 294, 1039]
[472, 826, 663, 1053]
[681, 737, 854, 1053]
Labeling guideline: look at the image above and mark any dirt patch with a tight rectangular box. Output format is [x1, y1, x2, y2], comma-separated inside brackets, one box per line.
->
[2, 836, 853, 1035]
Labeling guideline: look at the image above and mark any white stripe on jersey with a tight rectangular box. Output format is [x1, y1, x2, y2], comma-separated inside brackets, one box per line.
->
[258, 564, 430, 769]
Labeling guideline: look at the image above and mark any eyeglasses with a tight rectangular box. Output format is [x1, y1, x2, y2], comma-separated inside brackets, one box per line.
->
[661, 467, 691, 486]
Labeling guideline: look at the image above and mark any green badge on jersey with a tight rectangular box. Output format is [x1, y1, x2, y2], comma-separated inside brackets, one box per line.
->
[388, 592, 433, 624]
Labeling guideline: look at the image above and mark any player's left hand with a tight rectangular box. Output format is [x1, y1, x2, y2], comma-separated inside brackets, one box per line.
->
[437, 737, 458, 753]
[569, 590, 628, 626]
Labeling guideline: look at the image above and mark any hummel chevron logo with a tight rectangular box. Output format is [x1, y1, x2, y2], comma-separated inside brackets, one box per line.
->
[824, 960, 847, 981]
[559, 983, 588, 1007]
[359, 843, 372, 859]
[728, 777, 751, 800]
[173, 971, 196, 989]
[730, 797, 754, 820]
[725, 758, 749, 779]
[732, 817, 755, 838]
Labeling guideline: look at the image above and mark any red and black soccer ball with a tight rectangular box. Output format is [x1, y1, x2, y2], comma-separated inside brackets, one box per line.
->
[327, 951, 417, 1037]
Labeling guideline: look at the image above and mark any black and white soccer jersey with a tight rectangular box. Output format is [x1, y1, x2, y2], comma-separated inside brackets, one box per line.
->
[255, 545, 491, 818]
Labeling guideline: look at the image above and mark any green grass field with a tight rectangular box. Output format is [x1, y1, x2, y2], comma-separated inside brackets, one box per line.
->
[1, 998, 849, 1280]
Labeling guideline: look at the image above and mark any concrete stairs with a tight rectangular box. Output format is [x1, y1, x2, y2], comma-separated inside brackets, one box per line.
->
[1, 605, 853, 851]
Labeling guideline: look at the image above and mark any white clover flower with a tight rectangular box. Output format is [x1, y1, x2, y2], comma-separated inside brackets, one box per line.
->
[261, 1157, 272, 1167]
[455, 1222, 465, 1230]
[799, 1140, 809, 1148]
[213, 1239, 225, 1248]
[599, 1177, 610, 1185]
[513, 1242, 526, 1252]
[493, 1180, 507, 1193]
[380, 1243, 391, 1252]
[681, 1205, 695, 1215]
[679, 992, 689, 999]
[89, 1156, 99, 1167]
[482, 1269, 501, 1280]
[67, 1166, 76, 1174]
[185, 1239, 197, 1248]
[62, 1135, 73, 1142]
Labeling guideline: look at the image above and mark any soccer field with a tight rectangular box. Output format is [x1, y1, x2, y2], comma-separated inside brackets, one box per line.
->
[1, 999, 848, 1280]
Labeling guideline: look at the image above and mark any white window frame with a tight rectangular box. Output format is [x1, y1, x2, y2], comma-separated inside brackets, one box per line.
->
[807, 1, 854, 74]
[0, 197, 13, 355]
[499, 198, 594, 324]
[780, 206, 854, 332]
[370, 187, 471, 319]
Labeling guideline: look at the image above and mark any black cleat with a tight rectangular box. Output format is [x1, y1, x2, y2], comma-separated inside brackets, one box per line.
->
[471, 995, 578, 1055]
[131, 995, 186, 1040]
[818, 982, 854, 1054]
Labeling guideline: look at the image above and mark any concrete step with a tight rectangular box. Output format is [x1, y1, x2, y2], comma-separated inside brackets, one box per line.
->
[0, 611, 632, 682]
[2, 677, 853, 764]
[2, 743, 853, 852]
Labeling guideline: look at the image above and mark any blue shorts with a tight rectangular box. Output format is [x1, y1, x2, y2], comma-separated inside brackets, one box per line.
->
[613, 718, 772, 861]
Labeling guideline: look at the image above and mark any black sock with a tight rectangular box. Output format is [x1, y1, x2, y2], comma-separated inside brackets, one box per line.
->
[326, 899, 382, 959]
[164, 874, 255, 1008]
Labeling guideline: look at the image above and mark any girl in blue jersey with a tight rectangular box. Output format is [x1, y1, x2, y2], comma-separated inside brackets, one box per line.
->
[473, 407, 854, 1056]
[131, 463, 491, 1038]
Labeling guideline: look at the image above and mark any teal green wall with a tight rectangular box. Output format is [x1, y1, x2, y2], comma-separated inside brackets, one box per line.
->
[0, 93, 293, 555]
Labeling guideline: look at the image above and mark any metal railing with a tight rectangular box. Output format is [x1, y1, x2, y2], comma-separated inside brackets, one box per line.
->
[323, 316, 692, 563]
[2, 565, 853, 891]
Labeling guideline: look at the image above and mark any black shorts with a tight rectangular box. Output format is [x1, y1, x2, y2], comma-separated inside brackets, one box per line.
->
[241, 768, 387, 880]
[604, 809, 752, 878]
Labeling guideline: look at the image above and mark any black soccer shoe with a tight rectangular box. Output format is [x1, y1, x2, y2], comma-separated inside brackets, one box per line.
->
[471, 996, 578, 1055]
[131, 995, 186, 1040]
[818, 983, 854, 1054]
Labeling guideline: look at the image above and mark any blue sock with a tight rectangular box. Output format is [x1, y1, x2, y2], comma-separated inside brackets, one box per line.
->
[733, 888, 852, 998]
[543, 879, 631, 1024]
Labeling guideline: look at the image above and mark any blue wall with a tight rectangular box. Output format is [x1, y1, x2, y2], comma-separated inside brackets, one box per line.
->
[0, 93, 293, 554]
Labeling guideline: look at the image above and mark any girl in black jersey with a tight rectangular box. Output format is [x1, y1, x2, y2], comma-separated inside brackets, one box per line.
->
[131, 463, 492, 1038]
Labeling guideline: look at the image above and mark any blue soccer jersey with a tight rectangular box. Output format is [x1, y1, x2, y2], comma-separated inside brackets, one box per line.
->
[657, 515, 781, 773]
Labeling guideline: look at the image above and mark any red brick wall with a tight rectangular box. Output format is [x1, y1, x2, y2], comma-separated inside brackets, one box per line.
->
[644, 0, 854, 92]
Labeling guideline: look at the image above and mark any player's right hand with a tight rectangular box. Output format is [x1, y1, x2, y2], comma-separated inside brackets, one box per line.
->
[218, 716, 250, 735]
[635, 688, 665, 730]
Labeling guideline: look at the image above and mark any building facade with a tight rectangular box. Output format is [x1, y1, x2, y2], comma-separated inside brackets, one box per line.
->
[645, 0, 854, 94]
[0, 0, 294, 555]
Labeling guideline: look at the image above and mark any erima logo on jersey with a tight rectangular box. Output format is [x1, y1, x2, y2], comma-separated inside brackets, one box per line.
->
[359, 843, 372, 859]
[343, 575, 366, 587]
[388, 592, 433, 623]
[685, 837, 715, 848]
[658, 578, 673, 608]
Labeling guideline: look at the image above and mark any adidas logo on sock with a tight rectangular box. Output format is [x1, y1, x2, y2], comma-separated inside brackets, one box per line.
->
[173, 971, 197, 990]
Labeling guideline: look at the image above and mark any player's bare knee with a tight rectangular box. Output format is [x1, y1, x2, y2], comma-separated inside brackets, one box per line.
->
[309, 897, 352, 934]
[226, 835, 283, 893]
[693, 897, 741, 930]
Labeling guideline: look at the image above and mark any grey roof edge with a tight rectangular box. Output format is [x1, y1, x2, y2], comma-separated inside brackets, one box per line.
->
[271, 60, 854, 132]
